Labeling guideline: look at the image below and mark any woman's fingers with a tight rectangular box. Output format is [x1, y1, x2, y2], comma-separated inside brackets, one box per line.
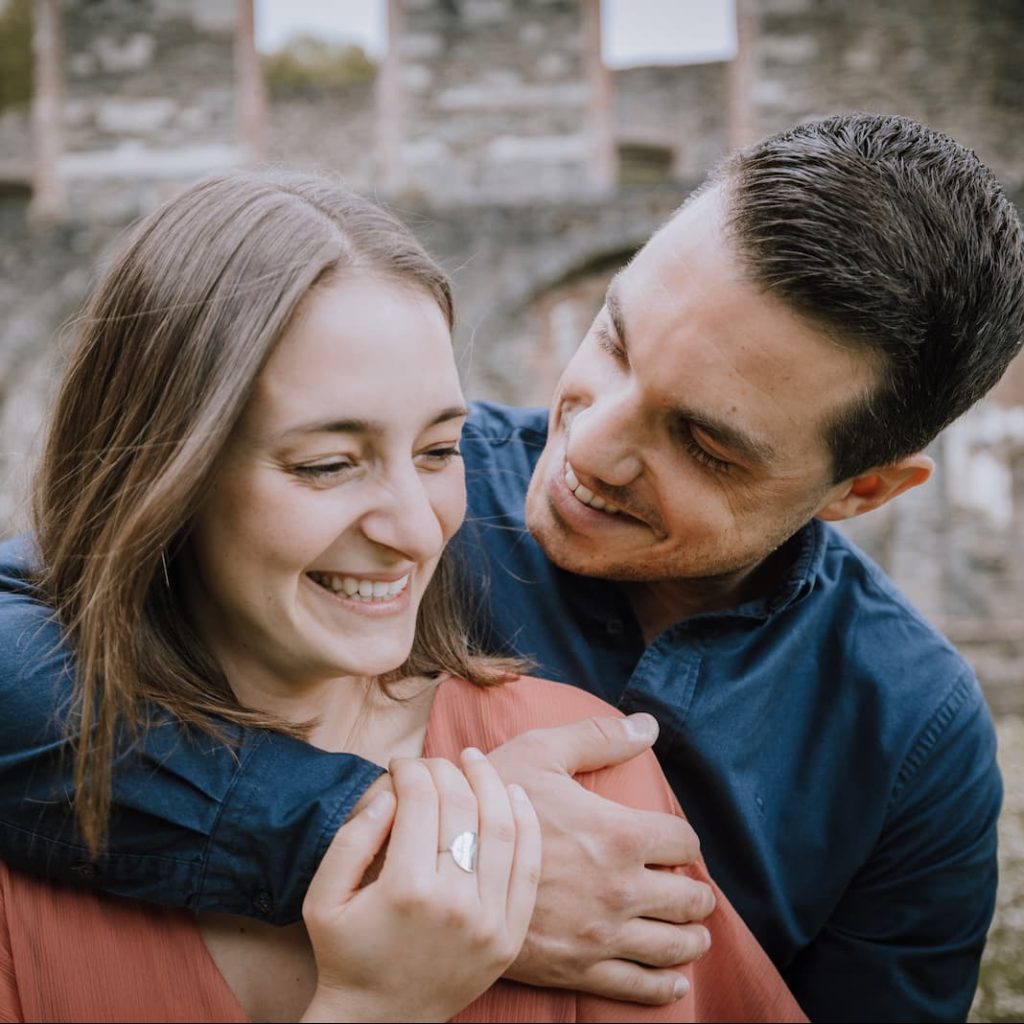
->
[460, 747, 516, 897]
[423, 756, 480, 877]
[385, 758, 441, 890]
[303, 788, 395, 918]
[459, 747, 541, 953]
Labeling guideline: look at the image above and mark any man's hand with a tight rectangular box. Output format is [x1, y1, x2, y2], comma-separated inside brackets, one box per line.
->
[487, 713, 715, 1006]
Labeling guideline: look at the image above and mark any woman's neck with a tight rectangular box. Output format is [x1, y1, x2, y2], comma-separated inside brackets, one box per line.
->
[214, 645, 439, 765]
[198, 672, 442, 1022]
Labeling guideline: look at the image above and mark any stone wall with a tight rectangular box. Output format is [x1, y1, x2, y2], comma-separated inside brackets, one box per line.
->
[614, 62, 729, 183]
[263, 80, 376, 186]
[735, 0, 1024, 193]
[46, 0, 253, 219]
[2, 0, 1023, 708]
[0, 106, 31, 184]
[377, 0, 613, 202]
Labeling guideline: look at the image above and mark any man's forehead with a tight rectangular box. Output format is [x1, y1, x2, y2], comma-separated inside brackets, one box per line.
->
[599, 191, 879, 476]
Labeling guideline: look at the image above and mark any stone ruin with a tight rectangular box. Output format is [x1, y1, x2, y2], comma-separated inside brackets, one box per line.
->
[1, 0, 1022, 708]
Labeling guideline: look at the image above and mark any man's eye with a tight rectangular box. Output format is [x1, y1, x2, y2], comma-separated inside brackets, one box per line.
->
[677, 424, 731, 473]
[685, 440, 731, 472]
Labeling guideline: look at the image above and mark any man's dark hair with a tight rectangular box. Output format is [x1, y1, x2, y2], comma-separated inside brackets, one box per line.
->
[721, 112, 1024, 482]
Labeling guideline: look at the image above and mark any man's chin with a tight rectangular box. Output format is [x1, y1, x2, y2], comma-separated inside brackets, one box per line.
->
[525, 494, 629, 580]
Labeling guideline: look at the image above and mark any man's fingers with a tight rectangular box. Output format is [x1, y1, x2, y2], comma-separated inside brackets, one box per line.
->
[630, 867, 715, 923]
[633, 808, 701, 867]
[304, 789, 396, 915]
[521, 714, 659, 776]
[504, 783, 542, 938]
[577, 961, 692, 1007]
[614, 919, 712, 968]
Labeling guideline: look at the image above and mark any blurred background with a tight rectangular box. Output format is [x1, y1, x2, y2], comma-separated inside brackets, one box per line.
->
[0, 0, 1021, 1017]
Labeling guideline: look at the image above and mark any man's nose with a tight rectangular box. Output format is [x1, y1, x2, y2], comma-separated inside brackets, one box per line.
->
[565, 396, 644, 488]
[360, 466, 445, 562]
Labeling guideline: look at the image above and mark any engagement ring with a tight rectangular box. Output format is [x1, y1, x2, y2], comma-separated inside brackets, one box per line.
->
[441, 830, 478, 873]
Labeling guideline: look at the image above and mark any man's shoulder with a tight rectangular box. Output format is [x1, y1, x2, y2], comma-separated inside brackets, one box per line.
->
[813, 521, 971, 678]
[805, 523, 992, 784]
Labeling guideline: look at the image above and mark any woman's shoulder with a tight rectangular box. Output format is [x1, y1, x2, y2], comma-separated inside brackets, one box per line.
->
[430, 674, 625, 750]
[425, 675, 678, 816]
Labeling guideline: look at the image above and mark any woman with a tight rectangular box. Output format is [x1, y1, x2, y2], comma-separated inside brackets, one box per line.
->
[0, 171, 805, 1022]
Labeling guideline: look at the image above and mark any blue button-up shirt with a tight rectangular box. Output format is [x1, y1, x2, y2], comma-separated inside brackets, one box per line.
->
[0, 402, 1001, 1022]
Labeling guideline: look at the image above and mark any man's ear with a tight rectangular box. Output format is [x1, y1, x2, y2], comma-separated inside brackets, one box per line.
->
[816, 454, 934, 522]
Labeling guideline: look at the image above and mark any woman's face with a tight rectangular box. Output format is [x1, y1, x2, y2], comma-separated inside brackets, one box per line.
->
[187, 275, 468, 697]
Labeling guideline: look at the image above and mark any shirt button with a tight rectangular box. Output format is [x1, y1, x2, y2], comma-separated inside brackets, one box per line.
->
[253, 890, 273, 915]
[606, 619, 624, 636]
[70, 861, 99, 879]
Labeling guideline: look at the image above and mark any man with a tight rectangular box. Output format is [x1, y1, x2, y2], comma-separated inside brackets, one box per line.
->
[1, 114, 1020, 1020]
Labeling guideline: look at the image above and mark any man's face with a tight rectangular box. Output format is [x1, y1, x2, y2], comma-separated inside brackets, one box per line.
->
[525, 188, 878, 588]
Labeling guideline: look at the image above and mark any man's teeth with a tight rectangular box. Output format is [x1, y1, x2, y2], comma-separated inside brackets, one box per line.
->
[309, 572, 410, 601]
[564, 464, 619, 514]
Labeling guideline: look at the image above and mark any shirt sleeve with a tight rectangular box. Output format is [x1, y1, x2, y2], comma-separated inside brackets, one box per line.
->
[783, 668, 1001, 1022]
[0, 538, 383, 925]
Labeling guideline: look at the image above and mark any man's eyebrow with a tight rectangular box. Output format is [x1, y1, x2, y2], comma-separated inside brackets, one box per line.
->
[605, 278, 774, 466]
[280, 405, 469, 439]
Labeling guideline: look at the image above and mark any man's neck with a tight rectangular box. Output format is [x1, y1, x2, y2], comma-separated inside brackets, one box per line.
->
[623, 543, 794, 646]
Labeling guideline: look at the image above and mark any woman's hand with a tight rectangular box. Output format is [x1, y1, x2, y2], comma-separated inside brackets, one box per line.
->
[300, 748, 541, 1023]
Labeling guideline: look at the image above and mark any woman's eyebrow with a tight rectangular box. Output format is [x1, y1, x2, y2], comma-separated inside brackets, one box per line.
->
[279, 405, 470, 440]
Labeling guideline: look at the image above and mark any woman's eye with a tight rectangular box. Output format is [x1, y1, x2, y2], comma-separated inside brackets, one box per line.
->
[419, 446, 462, 467]
[293, 460, 354, 480]
[595, 324, 627, 363]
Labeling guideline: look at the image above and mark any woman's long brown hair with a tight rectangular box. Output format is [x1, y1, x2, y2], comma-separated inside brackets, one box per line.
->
[33, 170, 513, 857]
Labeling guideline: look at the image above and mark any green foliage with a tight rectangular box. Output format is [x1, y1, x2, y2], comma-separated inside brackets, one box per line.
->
[0, 0, 34, 112]
[263, 34, 377, 97]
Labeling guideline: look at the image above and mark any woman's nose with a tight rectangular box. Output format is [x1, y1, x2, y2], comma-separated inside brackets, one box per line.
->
[360, 467, 445, 562]
[566, 398, 644, 488]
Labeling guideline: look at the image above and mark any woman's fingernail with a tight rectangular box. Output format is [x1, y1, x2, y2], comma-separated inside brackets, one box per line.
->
[462, 746, 485, 761]
[673, 976, 690, 999]
[509, 783, 530, 803]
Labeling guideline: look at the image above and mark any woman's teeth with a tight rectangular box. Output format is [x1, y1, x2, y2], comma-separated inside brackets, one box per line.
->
[564, 464, 619, 514]
[308, 572, 410, 601]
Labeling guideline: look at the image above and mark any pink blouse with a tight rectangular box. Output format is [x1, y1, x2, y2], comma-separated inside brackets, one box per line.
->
[0, 675, 806, 1023]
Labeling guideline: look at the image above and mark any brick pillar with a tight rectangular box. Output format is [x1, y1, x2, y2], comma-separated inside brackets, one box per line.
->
[235, 0, 265, 161]
[30, 0, 65, 219]
[727, 0, 757, 153]
[583, 0, 616, 192]
[375, 0, 405, 192]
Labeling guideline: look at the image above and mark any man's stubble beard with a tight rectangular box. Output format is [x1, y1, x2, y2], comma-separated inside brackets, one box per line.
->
[524, 468, 822, 589]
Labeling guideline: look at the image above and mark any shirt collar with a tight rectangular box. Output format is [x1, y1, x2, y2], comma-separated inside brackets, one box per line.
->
[703, 518, 826, 624]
